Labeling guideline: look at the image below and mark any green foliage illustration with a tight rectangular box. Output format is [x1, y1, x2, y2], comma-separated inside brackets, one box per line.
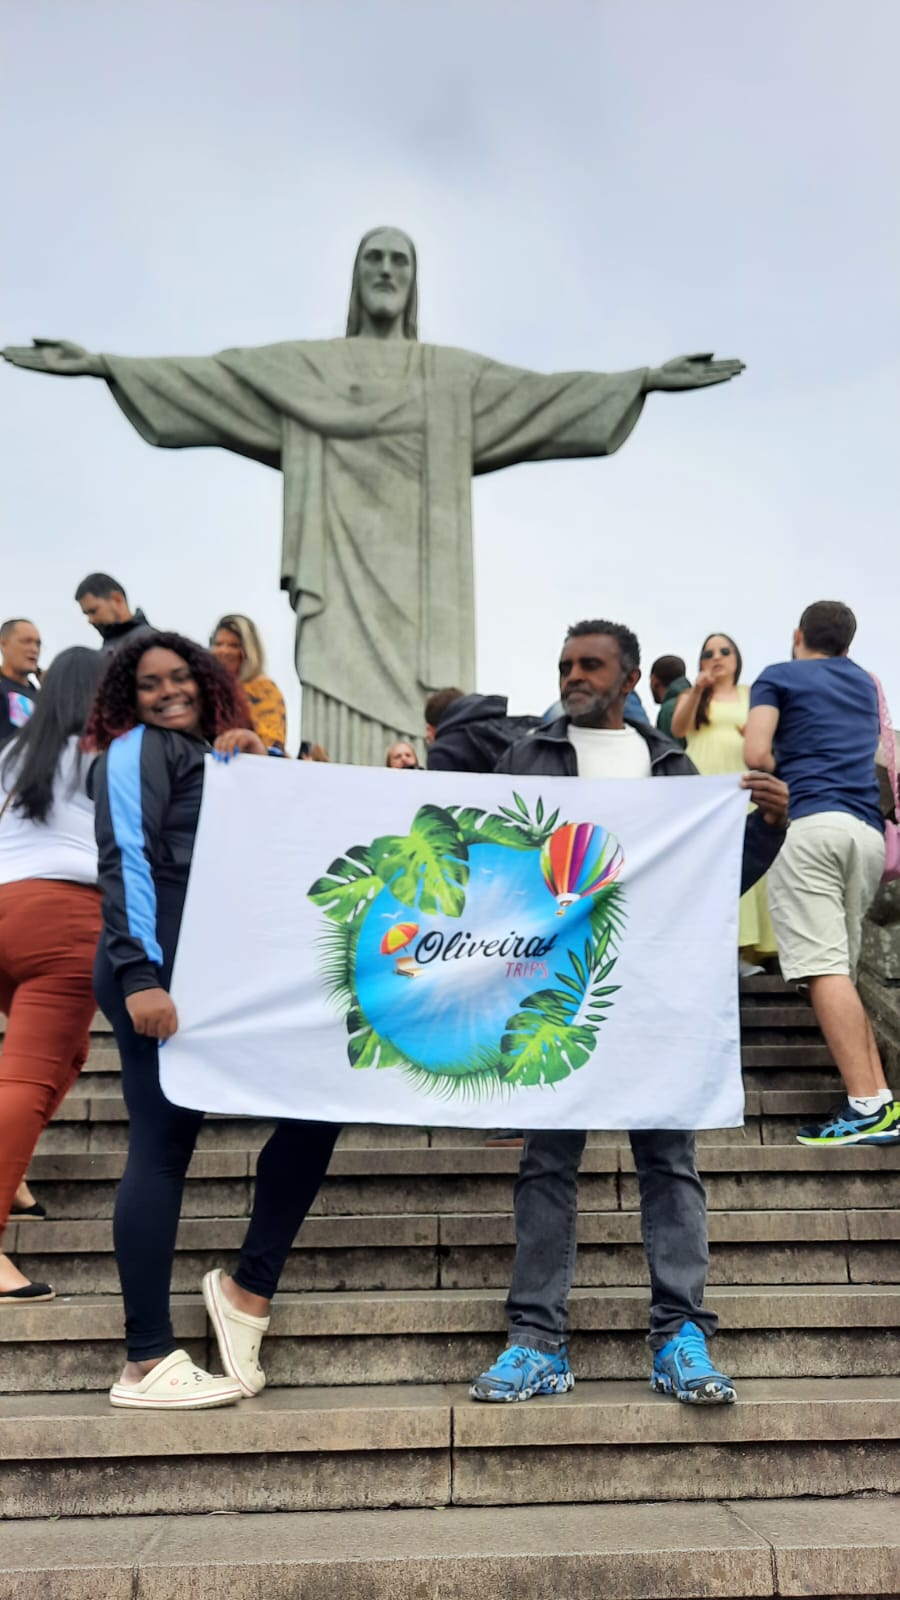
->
[308, 844, 384, 925]
[370, 804, 469, 917]
[448, 793, 559, 852]
[308, 797, 626, 1100]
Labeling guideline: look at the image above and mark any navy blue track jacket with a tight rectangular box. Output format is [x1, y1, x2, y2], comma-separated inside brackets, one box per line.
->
[90, 725, 207, 997]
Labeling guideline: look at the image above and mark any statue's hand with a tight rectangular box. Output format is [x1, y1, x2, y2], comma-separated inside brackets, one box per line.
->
[646, 353, 745, 392]
[1, 338, 105, 376]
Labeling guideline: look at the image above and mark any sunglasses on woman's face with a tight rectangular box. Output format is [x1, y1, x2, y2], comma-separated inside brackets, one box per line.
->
[701, 647, 732, 660]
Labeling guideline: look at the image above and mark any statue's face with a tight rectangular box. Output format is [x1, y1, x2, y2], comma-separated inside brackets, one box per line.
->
[357, 229, 413, 326]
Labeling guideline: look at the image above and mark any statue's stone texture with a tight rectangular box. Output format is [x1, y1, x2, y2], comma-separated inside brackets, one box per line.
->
[2, 227, 743, 763]
[861, 882, 900, 985]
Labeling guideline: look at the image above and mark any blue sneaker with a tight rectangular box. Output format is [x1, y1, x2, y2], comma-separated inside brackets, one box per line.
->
[796, 1098, 900, 1146]
[651, 1321, 736, 1404]
[469, 1344, 574, 1402]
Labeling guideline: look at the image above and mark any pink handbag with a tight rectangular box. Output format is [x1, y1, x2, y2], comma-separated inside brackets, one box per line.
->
[871, 674, 900, 882]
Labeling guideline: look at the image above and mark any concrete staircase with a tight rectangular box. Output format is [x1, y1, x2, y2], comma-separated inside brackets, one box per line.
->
[1, 977, 898, 1598]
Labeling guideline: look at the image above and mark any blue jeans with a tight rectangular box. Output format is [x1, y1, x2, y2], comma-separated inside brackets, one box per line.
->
[506, 1128, 716, 1353]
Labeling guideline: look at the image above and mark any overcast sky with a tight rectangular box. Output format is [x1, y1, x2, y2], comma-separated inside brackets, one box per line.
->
[2, 0, 898, 746]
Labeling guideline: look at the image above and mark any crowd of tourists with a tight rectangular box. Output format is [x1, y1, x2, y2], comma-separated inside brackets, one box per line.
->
[0, 574, 896, 1415]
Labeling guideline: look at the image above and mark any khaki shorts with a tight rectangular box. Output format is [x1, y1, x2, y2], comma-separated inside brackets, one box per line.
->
[767, 812, 885, 982]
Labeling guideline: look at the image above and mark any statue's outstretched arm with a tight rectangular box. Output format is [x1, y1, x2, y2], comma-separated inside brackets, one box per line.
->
[644, 353, 745, 391]
[2, 339, 107, 376]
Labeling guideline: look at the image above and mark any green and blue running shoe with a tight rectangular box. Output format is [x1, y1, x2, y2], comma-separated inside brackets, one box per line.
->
[469, 1344, 574, 1402]
[796, 1098, 900, 1146]
[651, 1321, 736, 1405]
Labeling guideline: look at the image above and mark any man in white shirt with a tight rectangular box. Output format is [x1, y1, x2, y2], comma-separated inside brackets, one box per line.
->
[470, 619, 789, 1406]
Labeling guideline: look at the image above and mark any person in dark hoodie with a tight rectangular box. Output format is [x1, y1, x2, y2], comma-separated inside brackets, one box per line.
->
[75, 574, 153, 655]
[425, 688, 540, 773]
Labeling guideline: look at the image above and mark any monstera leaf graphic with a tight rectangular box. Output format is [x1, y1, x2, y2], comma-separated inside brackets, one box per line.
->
[308, 846, 384, 926]
[499, 990, 598, 1086]
[370, 805, 469, 918]
[446, 806, 546, 852]
[346, 1006, 409, 1071]
[447, 796, 560, 852]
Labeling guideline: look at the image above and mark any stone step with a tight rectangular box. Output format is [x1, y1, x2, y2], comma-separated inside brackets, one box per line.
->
[69, 1027, 831, 1084]
[4, 1494, 897, 1600]
[1, 1379, 898, 1518]
[741, 1044, 834, 1067]
[3, 1285, 899, 1393]
[57, 1066, 836, 1146]
[740, 975, 797, 995]
[38, 1087, 847, 1153]
[18, 1143, 900, 1221]
[740, 1004, 816, 1027]
[4, 1210, 898, 1296]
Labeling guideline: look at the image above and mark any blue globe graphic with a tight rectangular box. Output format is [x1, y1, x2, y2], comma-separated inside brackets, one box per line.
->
[354, 840, 598, 1074]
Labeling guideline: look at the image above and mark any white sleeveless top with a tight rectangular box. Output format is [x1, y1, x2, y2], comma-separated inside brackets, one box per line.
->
[0, 737, 98, 886]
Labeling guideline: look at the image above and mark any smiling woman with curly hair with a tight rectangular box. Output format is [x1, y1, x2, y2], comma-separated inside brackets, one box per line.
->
[86, 630, 251, 750]
[88, 632, 341, 1412]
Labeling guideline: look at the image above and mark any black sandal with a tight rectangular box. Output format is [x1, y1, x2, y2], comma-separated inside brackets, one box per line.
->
[10, 1200, 47, 1218]
[0, 1281, 55, 1302]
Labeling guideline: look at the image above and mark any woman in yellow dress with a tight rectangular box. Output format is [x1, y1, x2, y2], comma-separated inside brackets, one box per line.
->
[671, 632, 776, 971]
[211, 614, 287, 754]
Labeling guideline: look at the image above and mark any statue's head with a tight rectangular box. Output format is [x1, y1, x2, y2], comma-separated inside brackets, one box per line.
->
[346, 226, 418, 340]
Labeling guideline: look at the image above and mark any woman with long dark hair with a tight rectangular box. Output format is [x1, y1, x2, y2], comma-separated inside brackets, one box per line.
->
[0, 646, 107, 1301]
[89, 631, 340, 1410]
[671, 633, 776, 970]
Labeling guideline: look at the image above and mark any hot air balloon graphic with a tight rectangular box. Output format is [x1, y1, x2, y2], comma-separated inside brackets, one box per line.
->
[540, 822, 624, 916]
[380, 922, 423, 978]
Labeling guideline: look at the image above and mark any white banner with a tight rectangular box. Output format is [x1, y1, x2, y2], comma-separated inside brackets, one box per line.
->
[161, 761, 747, 1130]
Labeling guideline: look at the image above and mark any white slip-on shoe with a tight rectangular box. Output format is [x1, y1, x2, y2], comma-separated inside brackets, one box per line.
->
[109, 1348, 243, 1410]
[202, 1268, 270, 1397]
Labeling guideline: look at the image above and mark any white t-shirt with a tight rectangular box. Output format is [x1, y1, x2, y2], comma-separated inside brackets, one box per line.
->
[568, 724, 652, 780]
[0, 737, 98, 886]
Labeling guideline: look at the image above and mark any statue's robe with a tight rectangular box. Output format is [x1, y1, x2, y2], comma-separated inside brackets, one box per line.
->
[104, 338, 646, 762]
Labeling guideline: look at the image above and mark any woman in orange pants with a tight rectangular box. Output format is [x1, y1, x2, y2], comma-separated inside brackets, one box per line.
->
[0, 647, 106, 1301]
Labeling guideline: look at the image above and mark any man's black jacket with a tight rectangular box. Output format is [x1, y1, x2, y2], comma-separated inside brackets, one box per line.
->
[496, 717, 785, 895]
[427, 693, 541, 774]
[98, 608, 154, 655]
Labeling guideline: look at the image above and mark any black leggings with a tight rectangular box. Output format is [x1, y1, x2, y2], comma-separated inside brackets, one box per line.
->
[95, 937, 340, 1363]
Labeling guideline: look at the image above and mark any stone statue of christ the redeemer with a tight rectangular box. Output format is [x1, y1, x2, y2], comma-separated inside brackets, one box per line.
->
[2, 227, 743, 764]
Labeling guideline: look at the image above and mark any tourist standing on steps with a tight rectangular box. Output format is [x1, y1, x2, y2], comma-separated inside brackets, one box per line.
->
[0, 619, 42, 747]
[670, 633, 777, 975]
[745, 600, 899, 1148]
[385, 740, 421, 768]
[469, 619, 790, 1407]
[88, 632, 341, 1410]
[210, 613, 288, 755]
[0, 647, 106, 1303]
[75, 573, 154, 655]
[649, 654, 690, 746]
[425, 688, 541, 773]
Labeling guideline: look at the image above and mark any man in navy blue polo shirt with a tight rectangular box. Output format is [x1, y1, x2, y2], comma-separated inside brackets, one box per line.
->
[745, 600, 898, 1147]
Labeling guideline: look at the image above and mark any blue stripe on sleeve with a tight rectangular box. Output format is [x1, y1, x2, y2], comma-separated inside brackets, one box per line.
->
[106, 725, 164, 966]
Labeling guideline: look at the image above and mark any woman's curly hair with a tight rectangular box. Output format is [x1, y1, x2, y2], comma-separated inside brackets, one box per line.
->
[85, 631, 253, 752]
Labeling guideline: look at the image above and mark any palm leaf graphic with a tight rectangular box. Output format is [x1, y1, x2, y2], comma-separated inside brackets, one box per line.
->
[346, 1007, 410, 1072]
[500, 993, 598, 1086]
[370, 805, 469, 918]
[308, 844, 384, 926]
[315, 921, 358, 1016]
